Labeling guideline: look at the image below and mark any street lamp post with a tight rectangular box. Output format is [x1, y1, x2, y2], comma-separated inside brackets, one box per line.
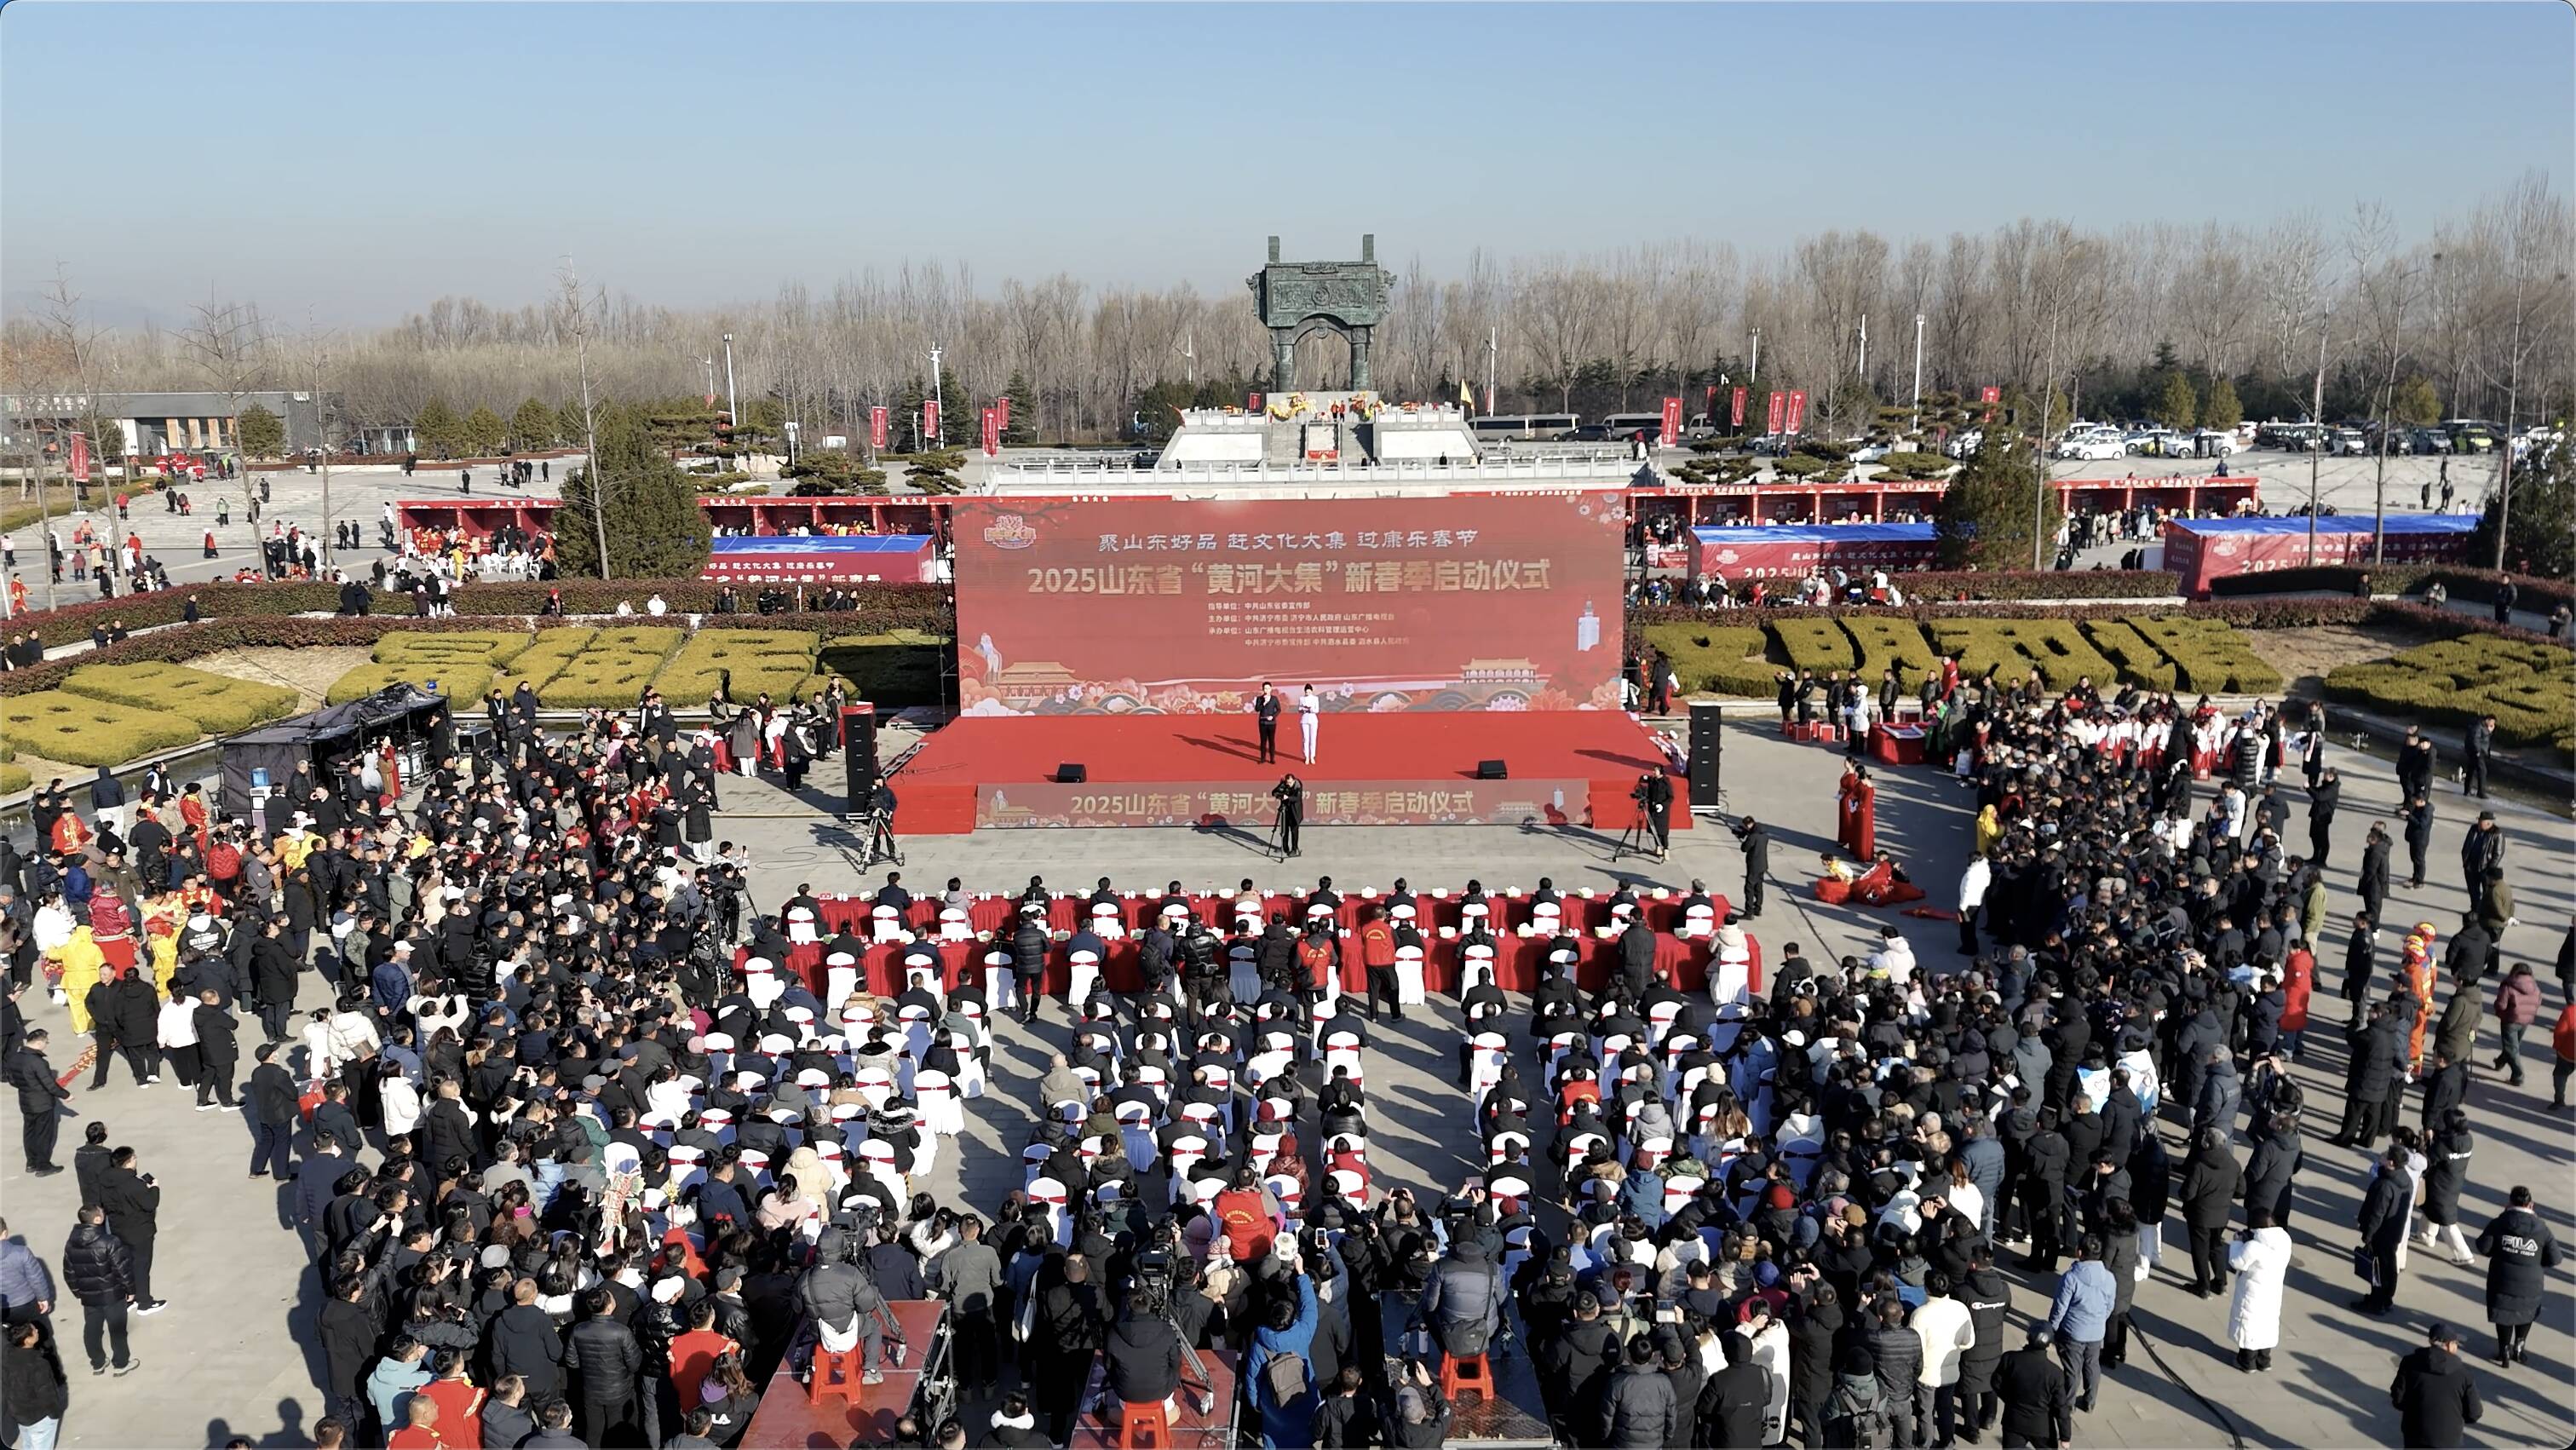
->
[929, 344, 945, 447]
[721, 331, 739, 434]
[2306, 310, 2330, 567]
[1911, 314, 1925, 435]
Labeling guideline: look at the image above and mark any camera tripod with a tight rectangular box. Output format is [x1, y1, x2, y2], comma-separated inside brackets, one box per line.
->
[856, 809, 903, 867]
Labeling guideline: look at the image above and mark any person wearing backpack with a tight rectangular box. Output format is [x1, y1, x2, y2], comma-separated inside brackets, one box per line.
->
[1825, 1340, 1888, 1448]
[1249, 1253, 1320, 1449]
[1417, 1238, 1502, 1367]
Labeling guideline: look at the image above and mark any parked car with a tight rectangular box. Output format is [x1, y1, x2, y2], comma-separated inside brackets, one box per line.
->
[2059, 431, 2125, 462]
[2330, 428, 2368, 456]
[2406, 427, 2451, 455]
[2444, 420, 2498, 452]
[2125, 428, 2180, 457]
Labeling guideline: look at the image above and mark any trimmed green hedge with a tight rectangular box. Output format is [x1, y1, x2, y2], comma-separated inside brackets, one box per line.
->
[60, 662, 298, 735]
[1842, 617, 1942, 680]
[2080, 620, 2180, 690]
[1, 691, 200, 767]
[2327, 636, 2576, 747]
[2128, 617, 2283, 695]
[1930, 619, 2119, 692]
[655, 629, 822, 705]
[1640, 623, 1774, 697]
[537, 626, 683, 709]
[0, 762, 28, 796]
[375, 630, 534, 669]
[330, 661, 496, 705]
[494, 629, 598, 693]
[1771, 617, 1857, 672]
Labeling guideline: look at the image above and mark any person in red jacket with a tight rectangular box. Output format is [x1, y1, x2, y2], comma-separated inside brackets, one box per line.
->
[2551, 1002, 2576, 1109]
[2492, 963, 2543, 1087]
[1212, 1165, 1279, 1261]
[1357, 907, 1400, 1022]
[2280, 941, 2315, 1061]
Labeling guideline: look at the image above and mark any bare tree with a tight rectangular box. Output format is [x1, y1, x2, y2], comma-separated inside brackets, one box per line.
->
[180, 291, 270, 512]
[2344, 203, 2428, 561]
[38, 265, 124, 599]
[555, 258, 611, 578]
[2464, 172, 2573, 567]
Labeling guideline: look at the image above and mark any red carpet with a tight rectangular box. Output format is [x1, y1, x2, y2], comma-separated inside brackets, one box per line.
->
[889, 711, 1686, 834]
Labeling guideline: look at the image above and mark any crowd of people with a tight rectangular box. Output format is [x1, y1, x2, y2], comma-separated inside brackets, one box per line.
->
[0, 647, 2565, 1450]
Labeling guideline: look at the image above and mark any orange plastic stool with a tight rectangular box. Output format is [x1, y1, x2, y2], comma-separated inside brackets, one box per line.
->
[808, 1344, 865, 1404]
[1439, 1351, 1494, 1401]
[1119, 1399, 1172, 1448]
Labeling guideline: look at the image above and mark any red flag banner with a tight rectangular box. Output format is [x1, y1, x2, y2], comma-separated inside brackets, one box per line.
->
[923, 400, 940, 441]
[69, 431, 90, 483]
[1979, 385, 2001, 404]
[1730, 387, 1747, 428]
[998, 395, 1012, 431]
[1249, 392, 1263, 411]
[1785, 389, 1807, 435]
[869, 406, 889, 451]
[1659, 397, 1682, 448]
[980, 406, 1001, 457]
[1765, 391, 1785, 434]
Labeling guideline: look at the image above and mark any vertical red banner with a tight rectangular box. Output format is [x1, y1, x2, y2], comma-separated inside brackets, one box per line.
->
[869, 406, 889, 450]
[980, 406, 1000, 457]
[998, 395, 1012, 431]
[1730, 387, 1747, 428]
[1785, 389, 1807, 434]
[923, 400, 940, 441]
[1979, 386, 2001, 404]
[1249, 392, 1263, 411]
[69, 432, 90, 482]
[1658, 397, 1682, 447]
[1703, 384, 1718, 415]
[1765, 391, 1785, 434]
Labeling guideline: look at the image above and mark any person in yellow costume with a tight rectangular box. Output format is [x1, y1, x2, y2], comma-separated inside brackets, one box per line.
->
[1974, 803, 2003, 858]
[58, 926, 106, 1036]
[2401, 924, 2438, 1076]
[142, 894, 185, 992]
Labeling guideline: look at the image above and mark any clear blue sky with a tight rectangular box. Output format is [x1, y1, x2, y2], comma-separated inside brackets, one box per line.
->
[4, 2, 2568, 326]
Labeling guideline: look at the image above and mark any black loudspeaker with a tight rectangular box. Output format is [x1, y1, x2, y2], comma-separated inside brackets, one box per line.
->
[841, 703, 879, 808]
[1687, 700, 1725, 807]
[1476, 758, 1508, 780]
[1056, 762, 1087, 784]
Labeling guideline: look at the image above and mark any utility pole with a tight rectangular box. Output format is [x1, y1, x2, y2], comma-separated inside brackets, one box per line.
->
[314, 346, 335, 568]
[721, 331, 739, 429]
[2032, 309, 2060, 571]
[702, 353, 717, 406]
[1857, 314, 1868, 379]
[1911, 314, 1925, 435]
[561, 256, 610, 580]
[1749, 329, 1760, 388]
[928, 343, 945, 447]
[2306, 310, 2329, 566]
[1486, 326, 1498, 416]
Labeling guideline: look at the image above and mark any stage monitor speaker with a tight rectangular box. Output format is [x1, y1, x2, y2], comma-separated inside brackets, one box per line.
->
[1687, 700, 1725, 808]
[1055, 762, 1087, 784]
[841, 702, 880, 808]
[1476, 758, 1508, 780]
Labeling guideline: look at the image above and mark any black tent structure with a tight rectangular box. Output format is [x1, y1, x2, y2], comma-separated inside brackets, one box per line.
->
[219, 685, 451, 816]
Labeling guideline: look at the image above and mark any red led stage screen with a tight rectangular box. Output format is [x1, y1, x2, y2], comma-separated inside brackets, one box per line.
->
[952, 492, 1628, 715]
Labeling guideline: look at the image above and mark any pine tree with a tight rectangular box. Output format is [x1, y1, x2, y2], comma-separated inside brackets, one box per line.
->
[2390, 377, 2441, 428]
[2471, 439, 2573, 578]
[462, 406, 509, 456]
[1934, 429, 2056, 570]
[2200, 377, 2243, 432]
[555, 401, 713, 579]
[555, 400, 588, 452]
[1001, 370, 1039, 445]
[413, 397, 460, 458]
[510, 397, 557, 452]
[235, 403, 285, 457]
[2153, 373, 2198, 431]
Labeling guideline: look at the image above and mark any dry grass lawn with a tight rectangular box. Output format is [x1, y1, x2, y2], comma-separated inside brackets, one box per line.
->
[187, 646, 373, 714]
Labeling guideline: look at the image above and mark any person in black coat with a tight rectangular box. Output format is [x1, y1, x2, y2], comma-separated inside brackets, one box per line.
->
[564, 1286, 645, 1446]
[2240, 1113, 2303, 1236]
[2177, 1126, 2240, 1297]
[1994, 1326, 2070, 1449]
[319, 1274, 377, 1430]
[2351, 1146, 2412, 1315]
[247, 1043, 300, 1181]
[191, 991, 239, 1109]
[2389, 1323, 2481, 1448]
[2333, 1004, 2401, 1148]
[59, 1209, 134, 1375]
[94, 1150, 161, 1310]
[2474, 1185, 2562, 1365]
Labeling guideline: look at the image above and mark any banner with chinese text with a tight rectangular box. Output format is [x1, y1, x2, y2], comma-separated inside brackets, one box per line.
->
[952, 493, 1628, 715]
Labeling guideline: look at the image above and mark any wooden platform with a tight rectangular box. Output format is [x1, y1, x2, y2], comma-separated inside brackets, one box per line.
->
[738, 1300, 946, 1447]
[1069, 1345, 1239, 1449]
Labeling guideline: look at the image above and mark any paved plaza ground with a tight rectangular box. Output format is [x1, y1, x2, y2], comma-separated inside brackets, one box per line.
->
[2, 710, 2568, 1448]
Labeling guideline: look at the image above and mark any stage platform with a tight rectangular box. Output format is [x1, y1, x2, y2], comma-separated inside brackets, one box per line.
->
[739, 1300, 946, 1447]
[1071, 1345, 1239, 1449]
[888, 711, 1686, 835]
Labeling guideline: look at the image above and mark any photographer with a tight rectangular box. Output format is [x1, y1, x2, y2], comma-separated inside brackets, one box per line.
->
[1633, 769, 1673, 861]
[801, 1223, 895, 1388]
[1271, 774, 1304, 858]
[1417, 1234, 1504, 1369]
[1104, 1257, 1185, 1418]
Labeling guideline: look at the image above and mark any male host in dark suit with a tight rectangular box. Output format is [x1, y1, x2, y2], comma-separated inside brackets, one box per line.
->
[1253, 683, 1282, 764]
